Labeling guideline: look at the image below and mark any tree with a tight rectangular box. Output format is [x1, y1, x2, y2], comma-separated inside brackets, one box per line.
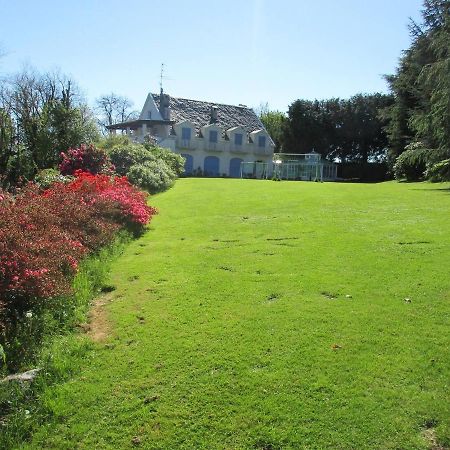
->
[284, 99, 327, 155]
[384, 0, 450, 176]
[0, 68, 99, 187]
[282, 95, 392, 163]
[95, 93, 139, 135]
[258, 107, 287, 152]
[343, 94, 393, 163]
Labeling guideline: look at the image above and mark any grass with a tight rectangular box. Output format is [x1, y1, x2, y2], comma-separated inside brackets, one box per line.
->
[0, 233, 131, 448]
[16, 179, 450, 449]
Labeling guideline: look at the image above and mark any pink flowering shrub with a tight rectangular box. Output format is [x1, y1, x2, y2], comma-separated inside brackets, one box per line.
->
[0, 172, 156, 366]
[0, 188, 88, 314]
[59, 144, 114, 175]
[67, 171, 156, 227]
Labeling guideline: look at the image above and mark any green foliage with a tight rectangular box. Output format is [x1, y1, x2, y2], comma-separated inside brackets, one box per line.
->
[393, 142, 431, 180]
[425, 158, 450, 181]
[34, 168, 72, 189]
[259, 110, 286, 152]
[0, 69, 100, 188]
[108, 141, 156, 176]
[0, 337, 93, 449]
[127, 161, 175, 193]
[0, 108, 15, 185]
[0, 343, 5, 366]
[144, 143, 185, 176]
[284, 94, 393, 164]
[102, 137, 182, 193]
[384, 0, 450, 174]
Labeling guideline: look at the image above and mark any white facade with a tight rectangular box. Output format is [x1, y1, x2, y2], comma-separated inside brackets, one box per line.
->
[109, 92, 275, 178]
[166, 122, 273, 176]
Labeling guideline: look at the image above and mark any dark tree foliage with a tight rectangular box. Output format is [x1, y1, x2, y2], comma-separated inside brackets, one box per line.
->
[384, 0, 450, 177]
[283, 94, 393, 163]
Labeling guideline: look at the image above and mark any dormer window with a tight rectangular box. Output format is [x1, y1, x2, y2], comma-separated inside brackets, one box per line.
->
[147, 111, 152, 119]
[209, 130, 218, 143]
[234, 133, 243, 146]
[258, 136, 266, 147]
[181, 127, 191, 140]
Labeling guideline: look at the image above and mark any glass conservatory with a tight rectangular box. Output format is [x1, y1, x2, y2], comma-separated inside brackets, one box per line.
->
[240, 152, 338, 181]
[272, 152, 337, 181]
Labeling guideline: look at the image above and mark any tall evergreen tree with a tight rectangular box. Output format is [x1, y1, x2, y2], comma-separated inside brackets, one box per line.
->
[384, 0, 450, 175]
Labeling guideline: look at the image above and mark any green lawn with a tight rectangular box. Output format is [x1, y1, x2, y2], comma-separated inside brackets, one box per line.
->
[26, 179, 450, 449]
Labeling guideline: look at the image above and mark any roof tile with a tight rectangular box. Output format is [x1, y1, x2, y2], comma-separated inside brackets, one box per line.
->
[152, 94, 268, 138]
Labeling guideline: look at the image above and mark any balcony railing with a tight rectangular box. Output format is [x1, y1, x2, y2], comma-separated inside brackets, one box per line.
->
[230, 145, 248, 153]
[253, 146, 272, 156]
[178, 138, 196, 149]
[205, 142, 222, 152]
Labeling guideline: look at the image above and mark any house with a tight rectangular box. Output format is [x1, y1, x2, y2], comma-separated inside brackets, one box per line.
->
[107, 90, 275, 178]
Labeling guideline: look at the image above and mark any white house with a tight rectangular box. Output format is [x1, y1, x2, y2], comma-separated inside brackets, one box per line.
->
[107, 90, 275, 178]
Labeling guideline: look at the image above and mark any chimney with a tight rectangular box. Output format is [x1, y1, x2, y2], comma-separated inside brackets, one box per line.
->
[160, 92, 171, 120]
[210, 105, 218, 123]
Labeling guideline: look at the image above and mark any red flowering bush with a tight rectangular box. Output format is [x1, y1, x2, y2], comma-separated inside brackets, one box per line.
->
[0, 192, 84, 319]
[0, 172, 156, 351]
[66, 171, 156, 227]
[59, 144, 114, 175]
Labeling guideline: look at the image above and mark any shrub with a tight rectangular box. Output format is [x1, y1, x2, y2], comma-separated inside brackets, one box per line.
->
[127, 161, 176, 193]
[0, 190, 88, 333]
[144, 144, 185, 176]
[425, 158, 450, 182]
[34, 168, 73, 189]
[393, 142, 431, 181]
[67, 171, 156, 227]
[0, 171, 156, 371]
[104, 139, 183, 192]
[59, 144, 114, 175]
[108, 143, 156, 176]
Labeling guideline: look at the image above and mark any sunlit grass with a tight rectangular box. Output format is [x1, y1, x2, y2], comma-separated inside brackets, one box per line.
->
[24, 179, 450, 449]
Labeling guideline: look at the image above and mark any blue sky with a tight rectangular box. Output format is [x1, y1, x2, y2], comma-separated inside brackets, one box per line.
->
[1, 0, 423, 113]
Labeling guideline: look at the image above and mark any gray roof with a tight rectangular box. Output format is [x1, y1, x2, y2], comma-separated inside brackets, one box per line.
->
[152, 94, 269, 140]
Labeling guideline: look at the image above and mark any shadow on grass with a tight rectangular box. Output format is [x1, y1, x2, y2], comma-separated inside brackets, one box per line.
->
[410, 186, 450, 192]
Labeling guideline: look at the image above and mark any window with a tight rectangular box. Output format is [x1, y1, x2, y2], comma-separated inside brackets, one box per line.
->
[209, 130, 218, 143]
[147, 111, 152, 119]
[181, 127, 191, 140]
[234, 133, 243, 146]
[258, 135, 266, 148]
